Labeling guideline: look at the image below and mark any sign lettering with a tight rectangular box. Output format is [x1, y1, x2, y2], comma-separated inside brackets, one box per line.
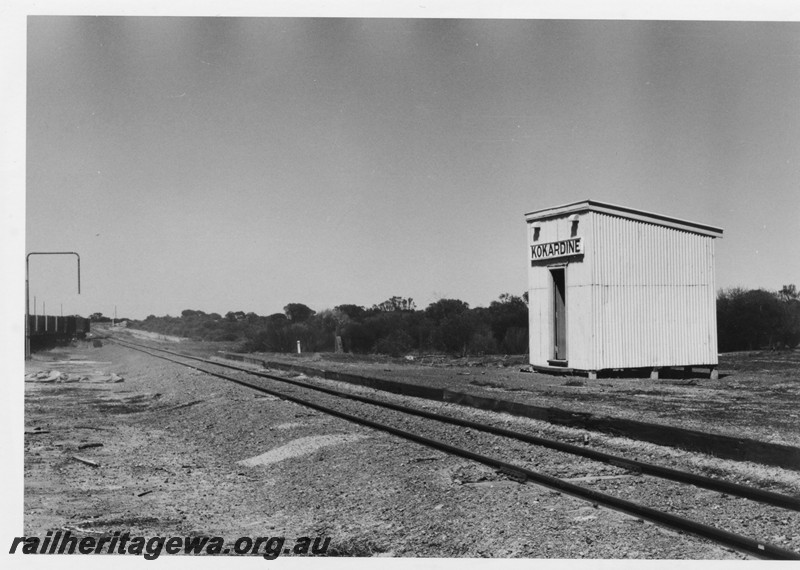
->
[530, 237, 583, 261]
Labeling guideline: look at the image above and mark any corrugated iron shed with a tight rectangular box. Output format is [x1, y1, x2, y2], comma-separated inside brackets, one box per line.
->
[525, 200, 723, 379]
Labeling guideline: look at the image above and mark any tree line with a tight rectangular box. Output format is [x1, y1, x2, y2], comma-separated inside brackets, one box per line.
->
[120, 284, 799, 356]
[127, 294, 530, 356]
[717, 284, 799, 351]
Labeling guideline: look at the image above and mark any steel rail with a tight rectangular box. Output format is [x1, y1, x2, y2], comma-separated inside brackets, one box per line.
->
[108, 337, 800, 560]
[108, 336, 800, 512]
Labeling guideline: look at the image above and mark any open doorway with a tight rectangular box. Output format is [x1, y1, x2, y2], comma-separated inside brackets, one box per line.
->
[550, 267, 567, 363]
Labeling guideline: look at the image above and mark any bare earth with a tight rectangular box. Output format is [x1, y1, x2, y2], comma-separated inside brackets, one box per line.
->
[22, 339, 800, 559]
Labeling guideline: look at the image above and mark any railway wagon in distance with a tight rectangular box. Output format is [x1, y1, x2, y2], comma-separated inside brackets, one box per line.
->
[27, 315, 90, 351]
[525, 200, 723, 380]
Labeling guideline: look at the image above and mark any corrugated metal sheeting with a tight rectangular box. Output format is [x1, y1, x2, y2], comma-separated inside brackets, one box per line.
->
[525, 201, 722, 373]
[588, 213, 718, 369]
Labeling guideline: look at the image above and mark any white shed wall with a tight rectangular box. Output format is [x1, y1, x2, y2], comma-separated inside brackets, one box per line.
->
[587, 213, 718, 369]
[527, 209, 719, 371]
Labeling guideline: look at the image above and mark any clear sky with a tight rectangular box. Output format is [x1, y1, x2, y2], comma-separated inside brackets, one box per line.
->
[9, 3, 800, 321]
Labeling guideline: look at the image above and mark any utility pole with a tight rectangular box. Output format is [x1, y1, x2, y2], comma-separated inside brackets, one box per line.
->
[26, 252, 81, 360]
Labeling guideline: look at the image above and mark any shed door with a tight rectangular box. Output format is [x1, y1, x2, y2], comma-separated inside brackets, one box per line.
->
[551, 268, 567, 361]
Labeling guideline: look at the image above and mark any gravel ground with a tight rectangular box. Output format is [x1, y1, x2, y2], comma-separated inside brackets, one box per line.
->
[22, 340, 800, 559]
[240, 348, 800, 447]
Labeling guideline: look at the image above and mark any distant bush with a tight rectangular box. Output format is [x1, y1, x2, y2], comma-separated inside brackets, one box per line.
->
[717, 285, 800, 351]
[374, 329, 415, 357]
[500, 326, 529, 354]
[128, 293, 531, 357]
[283, 303, 316, 323]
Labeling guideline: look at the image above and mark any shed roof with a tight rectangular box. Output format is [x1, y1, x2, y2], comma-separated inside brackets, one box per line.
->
[524, 199, 723, 238]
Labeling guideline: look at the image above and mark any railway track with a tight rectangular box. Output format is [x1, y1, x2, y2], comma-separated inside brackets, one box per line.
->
[106, 335, 800, 560]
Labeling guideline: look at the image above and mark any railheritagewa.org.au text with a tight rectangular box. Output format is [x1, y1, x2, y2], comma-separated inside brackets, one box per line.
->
[9, 531, 331, 560]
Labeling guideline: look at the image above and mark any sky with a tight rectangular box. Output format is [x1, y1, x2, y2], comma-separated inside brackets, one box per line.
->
[7, 3, 800, 323]
[1, 2, 799, 565]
